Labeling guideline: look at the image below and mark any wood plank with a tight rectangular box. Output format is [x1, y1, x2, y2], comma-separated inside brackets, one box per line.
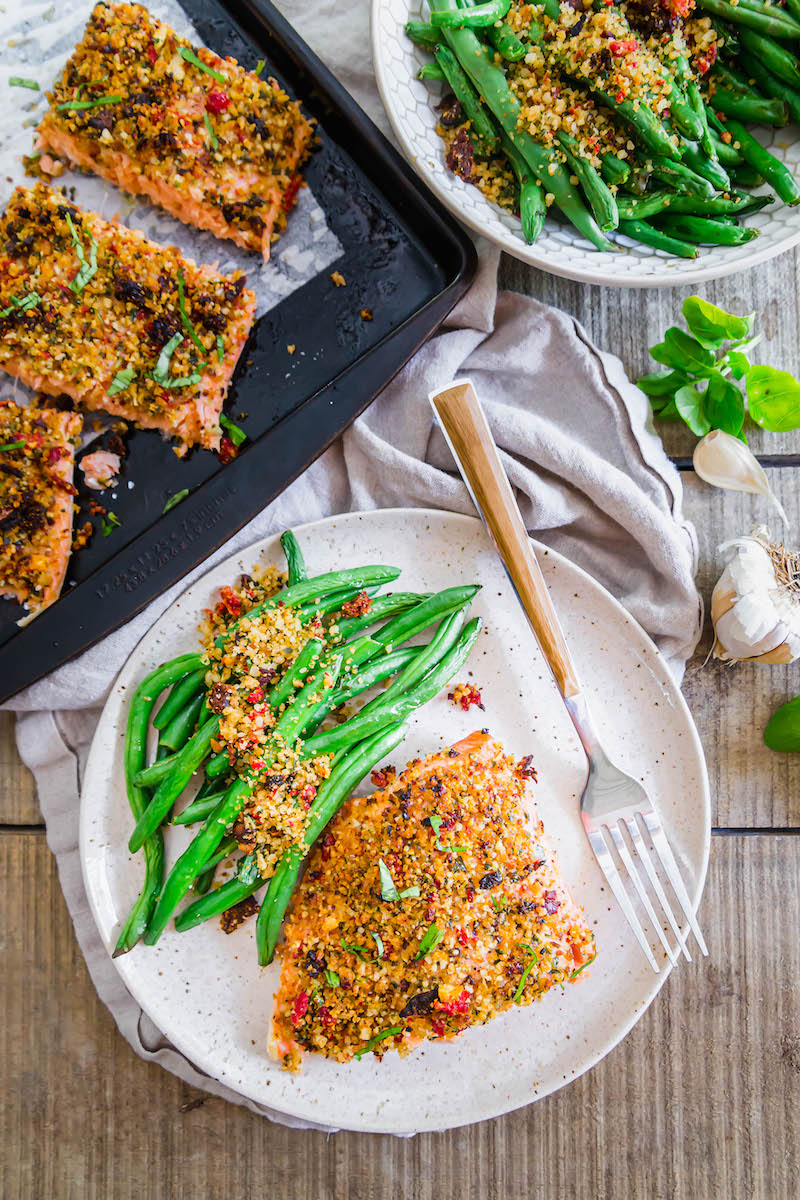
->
[498, 249, 800, 458]
[0, 712, 39, 825]
[682, 469, 800, 828]
[2, 830, 796, 1200]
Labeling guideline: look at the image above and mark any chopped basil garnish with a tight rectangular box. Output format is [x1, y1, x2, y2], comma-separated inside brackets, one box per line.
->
[56, 93, 122, 111]
[219, 414, 246, 446]
[255, 59, 265, 77]
[65, 213, 98, 293]
[101, 512, 121, 537]
[162, 488, 189, 514]
[176, 270, 206, 353]
[354, 1026, 401, 1060]
[151, 332, 203, 390]
[203, 111, 219, 150]
[427, 813, 466, 854]
[107, 366, 135, 396]
[237, 853, 260, 886]
[324, 969, 340, 988]
[370, 931, 384, 959]
[0, 291, 40, 318]
[178, 46, 226, 83]
[378, 857, 420, 903]
[10, 77, 39, 90]
[340, 937, 370, 961]
[513, 944, 538, 1004]
[216, 334, 224, 364]
[0, 440, 25, 452]
[414, 921, 443, 960]
[570, 953, 596, 980]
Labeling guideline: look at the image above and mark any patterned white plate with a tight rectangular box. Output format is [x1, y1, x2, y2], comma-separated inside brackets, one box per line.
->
[371, 0, 800, 287]
[81, 509, 710, 1133]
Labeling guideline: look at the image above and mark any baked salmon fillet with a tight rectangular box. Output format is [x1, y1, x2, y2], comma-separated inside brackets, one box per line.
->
[35, 2, 314, 260]
[0, 401, 82, 619]
[270, 731, 596, 1070]
[0, 183, 256, 454]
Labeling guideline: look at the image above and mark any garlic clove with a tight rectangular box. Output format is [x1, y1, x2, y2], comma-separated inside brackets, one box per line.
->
[693, 430, 789, 528]
[711, 527, 800, 663]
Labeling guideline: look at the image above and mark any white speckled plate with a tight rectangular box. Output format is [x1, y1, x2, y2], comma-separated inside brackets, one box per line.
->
[371, 0, 800, 287]
[81, 509, 710, 1133]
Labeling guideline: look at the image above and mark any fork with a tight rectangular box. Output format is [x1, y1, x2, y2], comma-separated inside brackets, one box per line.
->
[430, 378, 708, 972]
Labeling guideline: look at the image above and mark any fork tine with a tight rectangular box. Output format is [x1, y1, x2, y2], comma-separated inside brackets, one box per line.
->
[641, 811, 709, 957]
[625, 816, 692, 963]
[608, 823, 677, 967]
[587, 827, 660, 973]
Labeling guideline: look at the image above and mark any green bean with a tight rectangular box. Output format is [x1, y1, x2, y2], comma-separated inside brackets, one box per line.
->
[175, 869, 263, 931]
[680, 139, 731, 192]
[301, 617, 482, 759]
[196, 836, 238, 878]
[153, 667, 206, 730]
[172, 789, 229, 826]
[112, 654, 203, 956]
[217, 565, 400, 647]
[256, 722, 411, 965]
[159, 692, 205, 752]
[618, 219, 699, 258]
[433, 45, 499, 156]
[134, 751, 179, 788]
[647, 156, 717, 198]
[418, 62, 446, 80]
[429, 1, 612, 247]
[600, 154, 631, 186]
[713, 60, 761, 94]
[487, 21, 527, 60]
[741, 53, 800, 124]
[557, 131, 619, 231]
[710, 86, 788, 125]
[730, 164, 766, 188]
[301, 646, 422, 732]
[367, 585, 480, 653]
[731, 191, 775, 215]
[280, 530, 307, 586]
[404, 19, 440, 46]
[710, 131, 744, 165]
[430, 0, 511, 27]
[498, 126, 546, 244]
[783, 0, 800, 22]
[129, 715, 220, 852]
[655, 213, 760, 243]
[709, 14, 741, 55]
[143, 654, 345, 944]
[617, 190, 768, 218]
[688, 80, 718, 162]
[722, 117, 800, 203]
[332, 593, 430, 641]
[697, 0, 800, 37]
[669, 81, 706, 142]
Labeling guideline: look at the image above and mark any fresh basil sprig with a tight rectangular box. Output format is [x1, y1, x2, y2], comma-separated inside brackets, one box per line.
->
[638, 296, 800, 442]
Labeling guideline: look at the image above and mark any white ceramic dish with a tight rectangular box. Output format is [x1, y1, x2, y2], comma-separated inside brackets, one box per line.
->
[81, 509, 710, 1133]
[371, 0, 800, 287]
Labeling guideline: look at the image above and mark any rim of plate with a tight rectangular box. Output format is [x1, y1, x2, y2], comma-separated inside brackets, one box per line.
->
[80, 508, 711, 1133]
[370, 0, 800, 288]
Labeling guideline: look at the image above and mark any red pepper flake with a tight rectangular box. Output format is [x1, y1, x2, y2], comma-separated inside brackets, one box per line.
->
[434, 989, 471, 1016]
[320, 832, 335, 862]
[370, 764, 397, 789]
[206, 89, 230, 113]
[291, 991, 309, 1026]
[299, 784, 317, 810]
[217, 434, 238, 464]
[246, 684, 264, 704]
[696, 43, 718, 74]
[319, 1005, 334, 1027]
[219, 585, 242, 616]
[447, 683, 484, 712]
[47, 445, 67, 464]
[282, 174, 303, 213]
[146, 42, 157, 64]
[431, 1018, 446, 1037]
[250, 758, 265, 771]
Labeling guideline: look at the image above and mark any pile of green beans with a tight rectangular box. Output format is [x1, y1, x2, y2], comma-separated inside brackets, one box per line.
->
[407, 0, 799, 258]
[114, 531, 482, 959]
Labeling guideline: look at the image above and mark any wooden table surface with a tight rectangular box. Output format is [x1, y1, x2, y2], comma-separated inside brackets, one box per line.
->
[3, 255, 800, 1200]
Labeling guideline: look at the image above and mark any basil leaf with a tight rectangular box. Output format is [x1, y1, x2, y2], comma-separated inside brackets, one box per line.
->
[56, 93, 122, 111]
[219, 414, 247, 446]
[764, 695, 800, 753]
[216, 334, 224, 363]
[746, 365, 800, 432]
[324, 969, 340, 988]
[414, 921, 443, 960]
[704, 370, 745, 436]
[371, 931, 384, 958]
[650, 328, 715, 376]
[681, 296, 750, 347]
[675, 383, 712, 436]
[203, 111, 219, 150]
[178, 46, 226, 82]
[107, 366, 135, 396]
[10, 78, 40, 90]
[163, 488, 189, 514]
[354, 1026, 401, 1060]
[238, 853, 260, 886]
[637, 369, 689, 397]
[176, 270, 206, 352]
[378, 857, 399, 901]
[728, 350, 751, 380]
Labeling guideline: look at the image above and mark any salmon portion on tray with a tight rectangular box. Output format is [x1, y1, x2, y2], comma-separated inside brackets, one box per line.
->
[270, 731, 596, 1070]
[36, 2, 314, 260]
[0, 401, 82, 620]
[0, 183, 256, 454]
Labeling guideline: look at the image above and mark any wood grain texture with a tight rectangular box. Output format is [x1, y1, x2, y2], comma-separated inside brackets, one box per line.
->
[681, 469, 800, 827]
[2, 829, 797, 1200]
[0, 712, 38, 825]
[498, 248, 800, 458]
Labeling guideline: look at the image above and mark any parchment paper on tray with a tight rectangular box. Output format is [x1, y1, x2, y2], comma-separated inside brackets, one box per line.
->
[0, 0, 343, 344]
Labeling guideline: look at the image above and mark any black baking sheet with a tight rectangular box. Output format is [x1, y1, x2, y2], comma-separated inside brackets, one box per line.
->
[0, 0, 476, 702]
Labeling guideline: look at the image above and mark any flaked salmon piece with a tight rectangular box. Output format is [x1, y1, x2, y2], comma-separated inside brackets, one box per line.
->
[35, 2, 314, 261]
[270, 732, 597, 1071]
[0, 183, 256, 454]
[0, 401, 82, 620]
[79, 450, 120, 489]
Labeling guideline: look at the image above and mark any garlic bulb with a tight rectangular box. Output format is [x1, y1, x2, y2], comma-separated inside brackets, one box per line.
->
[712, 527, 800, 663]
[693, 430, 789, 528]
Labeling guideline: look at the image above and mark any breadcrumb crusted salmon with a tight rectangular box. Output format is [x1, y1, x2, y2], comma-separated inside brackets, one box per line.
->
[0, 401, 82, 619]
[0, 183, 256, 454]
[36, 2, 314, 260]
[270, 731, 596, 1070]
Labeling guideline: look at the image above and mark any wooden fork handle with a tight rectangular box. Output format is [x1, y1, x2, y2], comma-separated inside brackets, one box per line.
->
[431, 378, 582, 700]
